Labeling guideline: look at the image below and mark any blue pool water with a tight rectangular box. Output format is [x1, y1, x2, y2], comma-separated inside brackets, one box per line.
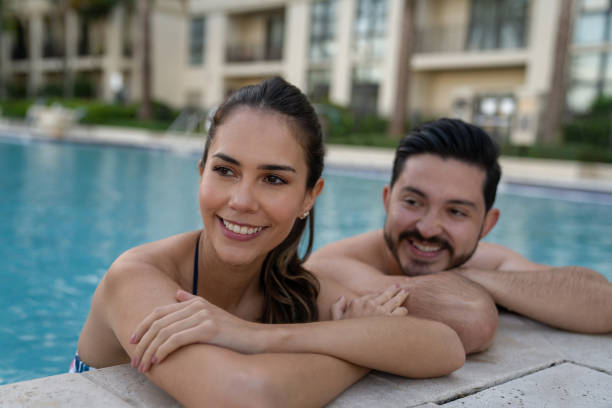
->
[1, 137, 611, 385]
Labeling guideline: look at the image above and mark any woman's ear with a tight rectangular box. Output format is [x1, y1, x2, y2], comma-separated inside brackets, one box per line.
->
[302, 178, 325, 215]
[198, 159, 204, 177]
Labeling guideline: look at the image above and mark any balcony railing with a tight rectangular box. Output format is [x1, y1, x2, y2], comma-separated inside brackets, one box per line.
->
[415, 23, 528, 54]
[226, 44, 283, 63]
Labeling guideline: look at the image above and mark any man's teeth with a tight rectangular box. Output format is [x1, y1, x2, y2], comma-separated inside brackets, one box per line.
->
[223, 219, 263, 235]
[411, 240, 442, 252]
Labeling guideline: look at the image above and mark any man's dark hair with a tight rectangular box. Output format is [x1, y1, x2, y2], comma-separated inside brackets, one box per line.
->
[391, 118, 501, 211]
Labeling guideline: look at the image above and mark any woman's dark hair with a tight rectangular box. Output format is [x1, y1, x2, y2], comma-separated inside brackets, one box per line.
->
[201, 77, 324, 324]
[391, 118, 501, 211]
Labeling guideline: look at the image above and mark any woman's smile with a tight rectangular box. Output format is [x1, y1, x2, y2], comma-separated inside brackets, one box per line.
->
[218, 216, 267, 241]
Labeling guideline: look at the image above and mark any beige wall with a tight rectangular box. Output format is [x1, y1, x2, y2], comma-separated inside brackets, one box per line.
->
[419, 68, 526, 115]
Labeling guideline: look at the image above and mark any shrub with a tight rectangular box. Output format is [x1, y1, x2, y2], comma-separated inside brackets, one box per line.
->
[74, 76, 96, 99]
[563, 95, 612, 148]
[7, 81, 27, 99]
[40, 81, 64, 98]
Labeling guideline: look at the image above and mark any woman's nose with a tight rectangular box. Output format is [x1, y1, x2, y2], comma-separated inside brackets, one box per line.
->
[228, 182, 259, 213]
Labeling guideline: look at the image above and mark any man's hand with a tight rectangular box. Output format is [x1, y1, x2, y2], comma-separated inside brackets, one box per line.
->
[331, 285, 409, 320]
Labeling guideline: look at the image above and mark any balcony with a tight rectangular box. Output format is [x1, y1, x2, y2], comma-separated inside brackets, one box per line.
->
[225, 8, 284, 64]
[415, 23, 527, 54]
[226, 43, 282, 63]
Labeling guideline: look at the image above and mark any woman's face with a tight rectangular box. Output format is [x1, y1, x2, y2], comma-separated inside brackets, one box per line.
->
[199, 107, 323, 267]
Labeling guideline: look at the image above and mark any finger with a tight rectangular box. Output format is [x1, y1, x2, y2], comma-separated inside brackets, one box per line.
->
[132, 300, 202, 369]
[176, 289, 198, 302]
[373, 284, 400, 305]
[140, 312, 206, 373]
[382, 289, 409, 313]
[391, 306, 408, 316]
[331, 296, 347, 320]
[130, 301, 189, 344]
[154, 325, 212, 366]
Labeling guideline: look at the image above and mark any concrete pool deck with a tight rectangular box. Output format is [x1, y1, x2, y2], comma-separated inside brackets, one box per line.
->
[1, 120, 612, 407]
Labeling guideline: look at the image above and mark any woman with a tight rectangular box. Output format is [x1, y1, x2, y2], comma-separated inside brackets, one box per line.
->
[75, 77, 464, 407]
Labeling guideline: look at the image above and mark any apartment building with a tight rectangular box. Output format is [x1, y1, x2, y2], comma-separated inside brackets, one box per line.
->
[1, 0, 607, 144]
[0, 0, 184, 102]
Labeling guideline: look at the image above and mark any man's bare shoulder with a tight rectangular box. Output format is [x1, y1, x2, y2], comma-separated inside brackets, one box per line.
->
[311, 229, 385, 263]
[464, 241, 544, 271]
[306, 230, 392, 291]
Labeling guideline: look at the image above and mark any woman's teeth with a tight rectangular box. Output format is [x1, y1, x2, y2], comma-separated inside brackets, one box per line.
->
[223, 219, 263, 235]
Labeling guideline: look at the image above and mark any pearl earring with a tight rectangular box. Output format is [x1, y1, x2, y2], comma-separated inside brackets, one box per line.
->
[300, 211, 309, 219]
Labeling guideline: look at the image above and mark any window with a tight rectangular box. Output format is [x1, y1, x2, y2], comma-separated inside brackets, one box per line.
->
[353, 0, 387, 59]
[466, 0, 528, 50]
[350, 66, 382, 115]
[568, 1, 612, 111]
[307, 69, 331, 102]
[309, 0, 337, 61]
[473, 94, 516, 144]
[189, 17, 206, 65]
[265, 14, 284, 60]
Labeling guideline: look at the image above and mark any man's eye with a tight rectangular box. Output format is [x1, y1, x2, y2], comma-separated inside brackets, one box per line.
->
[404, 199, 419, 206]
[213, 166, 234, 176]
[450, 208, 467, 217]
[264, 175, 287, 185]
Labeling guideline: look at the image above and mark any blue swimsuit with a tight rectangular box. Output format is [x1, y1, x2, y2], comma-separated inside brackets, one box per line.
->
[70, 236, 201, 373]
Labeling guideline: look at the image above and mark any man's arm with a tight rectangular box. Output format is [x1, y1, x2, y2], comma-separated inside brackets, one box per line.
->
[307, 255, 498, 354]
[458, 242, 612, 333]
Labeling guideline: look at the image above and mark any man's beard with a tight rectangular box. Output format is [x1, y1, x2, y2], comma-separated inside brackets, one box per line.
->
[383, 226, 479, 276]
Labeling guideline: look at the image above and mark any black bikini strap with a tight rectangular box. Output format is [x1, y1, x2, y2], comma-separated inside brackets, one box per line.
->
[192, 235, 200, 295]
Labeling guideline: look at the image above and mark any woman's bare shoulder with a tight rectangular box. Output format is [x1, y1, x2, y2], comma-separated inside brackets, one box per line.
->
[104, 230, 200, 286]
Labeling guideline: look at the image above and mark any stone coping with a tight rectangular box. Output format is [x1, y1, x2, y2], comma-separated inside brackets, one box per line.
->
[2, 120, 612, 195]
[1, 313, 611, 407]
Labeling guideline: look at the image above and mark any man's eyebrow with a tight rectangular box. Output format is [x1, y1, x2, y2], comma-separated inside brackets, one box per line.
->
[401, 186, 478, 208]
[211, 153, 296, 173]
[401, 186, 426, 197]
[448, 199, 477, 209]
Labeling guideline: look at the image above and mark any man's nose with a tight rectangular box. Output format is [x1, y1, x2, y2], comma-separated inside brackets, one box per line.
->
[416, 210, 443, 238]
[228, 181, 259, 213]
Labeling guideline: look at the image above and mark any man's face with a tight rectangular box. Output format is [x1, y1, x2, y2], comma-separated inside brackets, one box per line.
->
[383, 154, 498, 276]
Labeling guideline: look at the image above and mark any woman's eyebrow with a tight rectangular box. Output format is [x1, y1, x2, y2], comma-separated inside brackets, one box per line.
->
[212, 153, 296, 173]
[212, 152, 240, 165]
[258, 164, 296, 173]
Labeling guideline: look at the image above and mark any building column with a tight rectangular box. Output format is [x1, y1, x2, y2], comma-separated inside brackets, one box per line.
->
[379, 0, 404, 116]
[513, 0, 562, 144]
[0, 17, 9, 98]
[64, 9, 78, 97]
[204, 11, 226, 108]
[330, 0, 355, 106]
[28, 12, 43, 96]
[284, 0, 309, 89]
[102, 5, 123, 101]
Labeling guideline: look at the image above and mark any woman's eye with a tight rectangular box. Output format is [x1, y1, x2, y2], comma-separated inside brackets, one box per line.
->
[264, 175, 287, 185]
[213, 166, 234, 176]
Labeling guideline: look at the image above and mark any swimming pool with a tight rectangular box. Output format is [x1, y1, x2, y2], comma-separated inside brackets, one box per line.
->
[1, 137, 611, 385]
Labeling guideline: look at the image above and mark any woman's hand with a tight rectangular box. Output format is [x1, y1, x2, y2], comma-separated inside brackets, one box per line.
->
[129, 290, 261, 373]
[331, 285, 409, 320]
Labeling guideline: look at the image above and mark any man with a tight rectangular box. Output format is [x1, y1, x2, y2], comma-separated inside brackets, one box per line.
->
[307, 118, 612, 354]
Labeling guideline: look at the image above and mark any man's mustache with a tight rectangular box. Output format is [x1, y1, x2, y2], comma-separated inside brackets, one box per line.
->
[398, 230, 453, 254]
